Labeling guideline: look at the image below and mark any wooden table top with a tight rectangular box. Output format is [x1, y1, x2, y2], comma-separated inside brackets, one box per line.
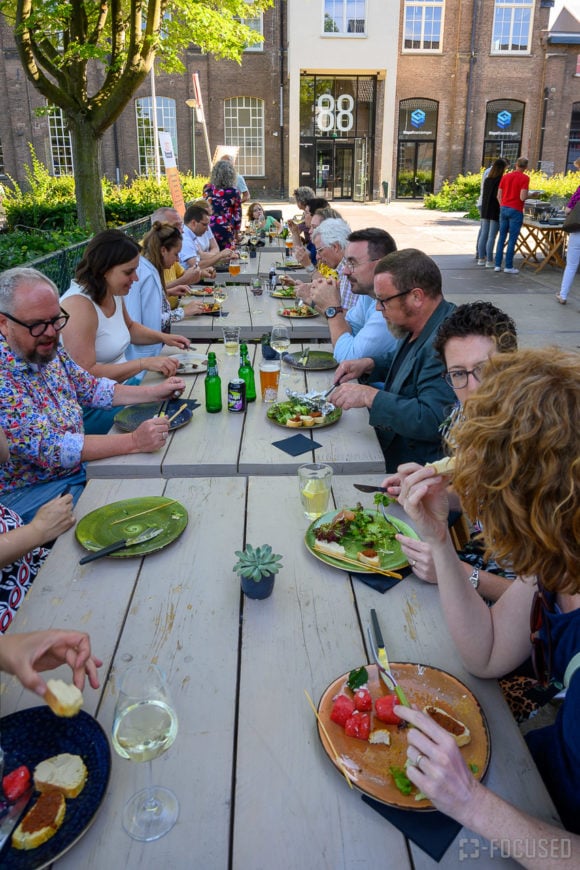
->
[87, 343, 386, 480]
[2, 474, 559, 868]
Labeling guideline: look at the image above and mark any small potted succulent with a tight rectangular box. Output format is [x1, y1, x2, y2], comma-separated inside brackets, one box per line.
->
[233, 544, 283, 599]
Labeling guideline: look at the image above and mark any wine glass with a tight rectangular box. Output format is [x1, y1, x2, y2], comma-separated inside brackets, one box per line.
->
[213, 286, 227, 317]
[112, 663, 179, 842]
[270, 326, 291, 377]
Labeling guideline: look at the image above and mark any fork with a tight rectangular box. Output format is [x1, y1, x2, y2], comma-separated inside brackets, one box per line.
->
[378, 502, 400, 533]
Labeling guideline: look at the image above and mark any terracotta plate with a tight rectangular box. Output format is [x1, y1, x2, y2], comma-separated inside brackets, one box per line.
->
[317, 663, 491, 810]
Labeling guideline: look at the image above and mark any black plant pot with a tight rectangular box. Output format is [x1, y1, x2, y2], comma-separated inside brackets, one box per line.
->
[240, 572, 276, 599]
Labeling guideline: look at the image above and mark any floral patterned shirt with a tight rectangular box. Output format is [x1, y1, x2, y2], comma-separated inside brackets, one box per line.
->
[203, 183, 242, 250]
[0, 338, 115, 495]
[0, 504, 47, 633]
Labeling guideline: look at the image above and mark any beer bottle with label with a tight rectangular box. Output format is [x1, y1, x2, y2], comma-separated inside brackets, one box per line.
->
[205, 351, 222, 413]
[238, 343, 256, 402]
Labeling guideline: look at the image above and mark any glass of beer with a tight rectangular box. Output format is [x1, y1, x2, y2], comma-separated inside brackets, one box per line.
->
[228, 261, 241, 278]
[297, 463, 333, 521]
[259, 360, 281, 403]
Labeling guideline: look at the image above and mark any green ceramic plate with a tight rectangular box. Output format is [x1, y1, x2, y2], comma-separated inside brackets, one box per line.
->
[305, 508, 420, 574]
[113, 398, 196, 432]
[267, 400, 341, 429]
[76, 496, 188, 559]
[284, 350, 338, 371]
[277, 307, 319, 318]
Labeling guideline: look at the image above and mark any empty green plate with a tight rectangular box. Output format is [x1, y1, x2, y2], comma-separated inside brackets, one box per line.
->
[284, 350, 338, 371]
[113, 398, 196, 432]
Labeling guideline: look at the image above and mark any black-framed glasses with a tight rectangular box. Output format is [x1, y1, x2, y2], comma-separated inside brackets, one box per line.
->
[0, 307, 70, 337]
[375, 289, 412, 310]
[443, 363, 486, 389]
[530, 582, 553, 688]
[343, 257, 379, 271]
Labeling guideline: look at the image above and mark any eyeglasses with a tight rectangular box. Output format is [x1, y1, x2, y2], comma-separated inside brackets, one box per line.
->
[443, 363, 486, 389]
[343, 257, 379, 271]
[530, 582, 553, 687]
[375, 289, 412, 310]
[0, 307, 70, 337]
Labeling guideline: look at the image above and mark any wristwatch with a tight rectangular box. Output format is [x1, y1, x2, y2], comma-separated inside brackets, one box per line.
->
[468, 567, 480, 590]
[325, 306, 345, 319]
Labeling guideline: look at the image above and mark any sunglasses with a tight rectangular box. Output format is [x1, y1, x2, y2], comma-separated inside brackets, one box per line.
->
[530, 582, 553, 687]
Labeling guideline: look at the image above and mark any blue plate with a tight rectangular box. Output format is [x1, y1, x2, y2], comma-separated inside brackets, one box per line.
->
[0, 707, 111, 868]
[113, 398, 197, 432]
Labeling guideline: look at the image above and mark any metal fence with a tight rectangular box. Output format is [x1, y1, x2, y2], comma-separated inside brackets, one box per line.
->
[26, 217, 151, 295]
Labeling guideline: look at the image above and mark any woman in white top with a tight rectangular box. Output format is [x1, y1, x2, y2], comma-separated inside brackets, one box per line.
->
[61, 230, 189, 433]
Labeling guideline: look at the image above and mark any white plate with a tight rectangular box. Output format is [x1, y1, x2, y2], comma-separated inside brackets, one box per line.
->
[175, 352, 208, 374]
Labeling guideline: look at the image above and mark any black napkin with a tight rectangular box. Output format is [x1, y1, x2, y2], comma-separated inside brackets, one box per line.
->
[212, 311, 229, 317]
[362, 795, 462, 862]
[352, 564, 413, 594]
[272, 433, 323, 456]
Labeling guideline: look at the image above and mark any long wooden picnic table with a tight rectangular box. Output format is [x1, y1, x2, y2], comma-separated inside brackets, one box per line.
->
[87, 343, 386, 480]
[2, 473, 560, 868]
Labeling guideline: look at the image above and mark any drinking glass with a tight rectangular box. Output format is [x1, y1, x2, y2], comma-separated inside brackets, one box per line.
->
[222, 325, 240, 356]
[112, 663, 179, 842]
[270, 326, 290, 377]
[285, 238, 294, 260]
[259, 360, 281, 402]
[250, 279, 263, 314]
[298, 464, 333, 521]
[228, 262, 241, 280]
[213, 286, 227, 317]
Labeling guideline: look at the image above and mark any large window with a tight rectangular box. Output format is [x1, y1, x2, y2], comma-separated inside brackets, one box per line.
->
[224, 97, 264, 176]
[403, 1, 443, 51]
[491, 0, 533, 53]
[482, 99, 524, 166]
[323, 1, 366, 34]
[237, 13, 263, 51]
[48, 107, 73, 175]
[566, 103, 580, 172]
[135, 97, 177, 175]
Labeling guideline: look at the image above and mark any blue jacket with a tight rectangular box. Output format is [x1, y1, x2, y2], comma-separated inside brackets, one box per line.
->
[367, 298, 456, 471]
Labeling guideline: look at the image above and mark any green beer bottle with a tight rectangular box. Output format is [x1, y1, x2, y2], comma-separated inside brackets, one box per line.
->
[205, 351, 222, 413]
[238, 343, 256, 402]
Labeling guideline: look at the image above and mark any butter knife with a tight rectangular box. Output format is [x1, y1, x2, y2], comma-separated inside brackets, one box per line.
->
[79, 527, 163, 564]
[353, 484, 388, 494]
[0, 787, 34, 852]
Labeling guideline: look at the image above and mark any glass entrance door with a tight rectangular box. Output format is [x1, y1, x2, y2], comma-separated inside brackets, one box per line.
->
[396, 141, 435, 199]
[334, 144, 353, 199]
[353, 138, 368, 201]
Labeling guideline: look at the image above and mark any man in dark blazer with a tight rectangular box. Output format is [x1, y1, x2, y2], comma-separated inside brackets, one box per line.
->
[331, 249, 456, 471]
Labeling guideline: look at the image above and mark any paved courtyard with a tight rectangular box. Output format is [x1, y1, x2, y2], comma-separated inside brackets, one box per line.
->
[266, 199, 580, 352]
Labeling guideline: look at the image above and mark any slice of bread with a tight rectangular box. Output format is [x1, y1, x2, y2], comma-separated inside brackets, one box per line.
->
[45, 679, 83, 717]
[34, 753, 88, 799]
[12, 791, 66, 850]
[369, 729, 391, 746]
[425, 456, 455, 476]
[423, 705, 471, 747]
[313, 540, 346, 560]
[357, 549, 380, 569]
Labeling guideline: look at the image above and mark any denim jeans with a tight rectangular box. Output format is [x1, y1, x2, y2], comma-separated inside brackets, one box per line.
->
[560, 230, 580, 300]
[477, 219, 500, 261]
[495, 207, 524, 269]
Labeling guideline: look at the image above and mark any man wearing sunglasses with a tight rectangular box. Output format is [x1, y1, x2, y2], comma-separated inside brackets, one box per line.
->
[331, 249, 455, 471]
[0, 267, 185, 523]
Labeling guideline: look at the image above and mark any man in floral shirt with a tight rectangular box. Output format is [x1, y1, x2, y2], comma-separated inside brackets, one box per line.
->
[0, 267, 185, 522]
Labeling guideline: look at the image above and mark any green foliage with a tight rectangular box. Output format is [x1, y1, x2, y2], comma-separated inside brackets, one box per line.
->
[233, 544, 283, 582]
[0, 227, 88, 271]
[425, 169, 580, 215]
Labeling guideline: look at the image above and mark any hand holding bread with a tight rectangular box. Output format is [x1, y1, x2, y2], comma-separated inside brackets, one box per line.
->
[0, 629, 101, 696]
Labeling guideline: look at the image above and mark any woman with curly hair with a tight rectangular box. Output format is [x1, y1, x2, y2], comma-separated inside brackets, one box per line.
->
[203, 159, 242, 250]
[393, 347, 580, 854]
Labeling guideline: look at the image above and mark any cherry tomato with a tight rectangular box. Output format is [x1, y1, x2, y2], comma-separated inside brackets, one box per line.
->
[374, 694, 403, 725]
[2, 765, 31, 802]
[344, 712, 371, 740]
[330, 694, 355, 727]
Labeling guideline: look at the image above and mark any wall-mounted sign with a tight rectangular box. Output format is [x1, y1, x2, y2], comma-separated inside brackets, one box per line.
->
[315, 94, 355, 133]
[497, 110, 512, 129]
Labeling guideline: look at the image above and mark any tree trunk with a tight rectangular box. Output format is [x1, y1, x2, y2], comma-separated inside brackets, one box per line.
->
[68, 117, 106, 234]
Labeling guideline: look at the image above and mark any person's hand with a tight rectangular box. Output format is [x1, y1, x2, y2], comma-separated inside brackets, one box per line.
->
[331, 382, 378, 410]
[334, 357, 374, 383]
[287, 219, 298, 232]
[0, 629, 102, 695]
[182, 300, 206, 317]
[29, 494, 76, 545]
[397, 535, 437, 582]
[309, 277, 341, 313]
[294, 245, 312, 268]
[295, 281, 313, 305]
[397, 464, 450, 545]
[152, 376, 186, 399]
[131, 416, 171, 453]
[142, 355, 180, 377]
[180, 264, 202, 285]
[395, 705, 479, 822]
[219, 248, 236, 261]
[279, 275, 296, 287]
[202, 266, 216, 280]
[169, 284, 194, 298]
[163, 334, 190, 351]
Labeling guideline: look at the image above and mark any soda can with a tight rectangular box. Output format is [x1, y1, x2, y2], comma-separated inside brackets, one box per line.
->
[227, 378, 246, 412]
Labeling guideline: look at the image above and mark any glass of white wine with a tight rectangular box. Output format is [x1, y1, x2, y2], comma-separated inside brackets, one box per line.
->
[270, 326, 290, 377]
[213, 286, 227, 317]
[112, 663, 179, 842]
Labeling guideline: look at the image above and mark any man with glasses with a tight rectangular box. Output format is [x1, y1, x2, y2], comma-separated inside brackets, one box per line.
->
[180, 204, 235, 270]
[149, 206, 213, 293]
[307, 218, 356, 310]
[306, 228, 398, 367]
[331, 249, 455, 471]
[0, 268, 185, 522]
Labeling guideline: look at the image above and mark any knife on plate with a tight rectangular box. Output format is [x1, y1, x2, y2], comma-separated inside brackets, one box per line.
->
[0, 787, 33, 852]
[299, 347, 310, 367]
[79, 527, 163, 564]
[369, 609, 410, 707]
[353, 484, 388, 494]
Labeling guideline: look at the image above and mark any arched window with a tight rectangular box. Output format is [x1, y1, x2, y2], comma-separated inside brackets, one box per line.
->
[482, 99, 524, 166]
[224, 97, 264, 176]
[48, 106, 73, 175]
[135, 97, 177, 175]
[566, 103, 580, 172]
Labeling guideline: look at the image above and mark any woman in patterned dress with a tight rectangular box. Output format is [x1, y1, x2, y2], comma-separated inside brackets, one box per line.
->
[203, 159, 242, 250]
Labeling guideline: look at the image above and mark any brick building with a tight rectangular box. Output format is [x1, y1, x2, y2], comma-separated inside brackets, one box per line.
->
[1, 2, 580, 203]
